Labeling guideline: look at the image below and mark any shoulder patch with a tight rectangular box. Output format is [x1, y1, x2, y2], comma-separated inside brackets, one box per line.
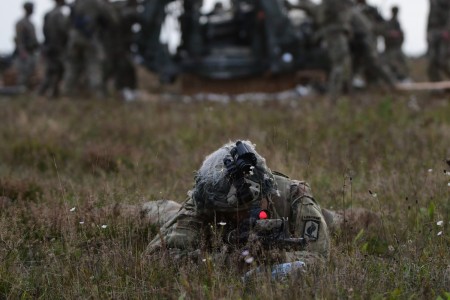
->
[303, 220, 320, 241]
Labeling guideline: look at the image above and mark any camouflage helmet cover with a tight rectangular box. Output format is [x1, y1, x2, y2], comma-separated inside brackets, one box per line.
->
[191, 140, 277, 213]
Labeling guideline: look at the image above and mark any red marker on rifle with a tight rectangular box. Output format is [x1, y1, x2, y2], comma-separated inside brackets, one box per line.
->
[259, 210, 268, 219]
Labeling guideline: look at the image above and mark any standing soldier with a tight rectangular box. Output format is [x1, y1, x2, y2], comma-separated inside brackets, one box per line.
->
[39, 0, 70, 98]
[102, 0, 139, 101]
[14, 2, 39, 89]
[382, 6, 409, 81]
[317, 0, 353, 99]
[427, 0, 450, 82]
[286, 0, 353, 100]
[349, 4, 397, 88]
[63, 0, 117, 98]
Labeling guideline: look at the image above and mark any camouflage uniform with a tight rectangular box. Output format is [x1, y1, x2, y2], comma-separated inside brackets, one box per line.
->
[14, 3, 39, 89]
[357, 0, 385, 36]
[349, 6, 396, 87]
[146, 141, 330, 265]
[427, 0, 450, 81]
[382, 7, 409, 81]
[63, 0, 117, 98]
[39, 1, 69, 98]
[317, 0, 352, 98]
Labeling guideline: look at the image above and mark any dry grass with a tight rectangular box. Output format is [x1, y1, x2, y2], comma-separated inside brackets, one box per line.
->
[0, 90, 449, 299]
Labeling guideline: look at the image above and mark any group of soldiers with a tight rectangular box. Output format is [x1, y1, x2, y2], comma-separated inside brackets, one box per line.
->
[10, 0, 450, 100]
[286, 0, 410, 98]
[13, 0, 139, 100]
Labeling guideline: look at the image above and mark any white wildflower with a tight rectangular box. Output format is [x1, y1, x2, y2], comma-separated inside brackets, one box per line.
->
[437, 231, 443, 236]
[245, 256, 254, 264]
[428, 169, 433, 173]
[437, 220, 444, 226]
[70, 207, 76, 212]
[241, 250, 249, 257]
[218, 221, 227, 226]
[371, 193, 377, 198]
[79, 221, 84, 225]
[202, 258, 206, 262]
[101, 225, 108, 229]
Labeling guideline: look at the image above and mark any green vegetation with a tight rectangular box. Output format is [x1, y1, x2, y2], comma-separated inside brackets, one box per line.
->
[0, 93, 449, 299]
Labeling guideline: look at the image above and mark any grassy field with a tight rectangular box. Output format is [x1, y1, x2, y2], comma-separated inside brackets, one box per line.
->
[0, 90, 449, 299]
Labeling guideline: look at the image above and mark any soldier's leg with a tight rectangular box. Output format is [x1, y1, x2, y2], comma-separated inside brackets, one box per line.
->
[86, 40, 105, 98]
[15, 55, 29, 87]
[437, 37, 450, 78]
[395, 50, 409, 80]
[51, 57, 65, 98]
[38, 57, 52, 96]
[64, 46, 84, 97]
[326, 33, 351, 98]
[427, 32, 441, 81]
[115, 54, 137, 91]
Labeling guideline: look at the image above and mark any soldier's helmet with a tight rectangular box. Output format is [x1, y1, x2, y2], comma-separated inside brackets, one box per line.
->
[191, 140, 277, 214]
[23, 2, 34, 11]
[391, 6, 399, 15]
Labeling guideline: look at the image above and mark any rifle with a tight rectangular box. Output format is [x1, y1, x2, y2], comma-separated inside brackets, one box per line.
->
[226, 217, 307, 250]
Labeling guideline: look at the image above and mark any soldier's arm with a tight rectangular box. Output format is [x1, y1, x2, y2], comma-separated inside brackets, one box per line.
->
[145, 197, 206, 255]
[289, 181, 330, 260]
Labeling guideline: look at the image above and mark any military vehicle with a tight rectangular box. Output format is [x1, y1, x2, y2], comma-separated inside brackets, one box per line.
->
[136, 0, 329, 94]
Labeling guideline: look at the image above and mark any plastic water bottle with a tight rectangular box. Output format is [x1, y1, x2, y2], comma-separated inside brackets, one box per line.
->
[242, 261, 306, 282]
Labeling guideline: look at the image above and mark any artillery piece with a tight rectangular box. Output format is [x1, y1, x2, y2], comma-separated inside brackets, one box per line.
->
[137, 0, 329, 94]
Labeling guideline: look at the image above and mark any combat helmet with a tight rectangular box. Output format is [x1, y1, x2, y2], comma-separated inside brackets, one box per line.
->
[191, 140, 277, 214]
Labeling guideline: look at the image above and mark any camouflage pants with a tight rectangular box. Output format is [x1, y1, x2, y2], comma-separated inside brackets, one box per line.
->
[352, 36, 396, 87]
[324, 32, 352, 98]
[63, 30, 105, 98]
[382, 48, 409, 81]
[14, 51, 37, 88]
[427, 30, 450, 81]
[39, 52, 65, 97]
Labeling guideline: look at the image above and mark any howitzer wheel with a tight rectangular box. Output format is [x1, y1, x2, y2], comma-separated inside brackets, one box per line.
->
[181, 70, 326, 95]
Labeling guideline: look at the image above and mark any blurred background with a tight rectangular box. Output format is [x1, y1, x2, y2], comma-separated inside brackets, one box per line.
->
[0, 0, 428, 57]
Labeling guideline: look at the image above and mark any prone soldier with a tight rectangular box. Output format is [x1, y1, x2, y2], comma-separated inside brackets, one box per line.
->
[145, 140, 330, 266]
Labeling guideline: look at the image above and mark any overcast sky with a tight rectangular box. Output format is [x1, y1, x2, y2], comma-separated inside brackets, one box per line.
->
[0, 0, 428, 56]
